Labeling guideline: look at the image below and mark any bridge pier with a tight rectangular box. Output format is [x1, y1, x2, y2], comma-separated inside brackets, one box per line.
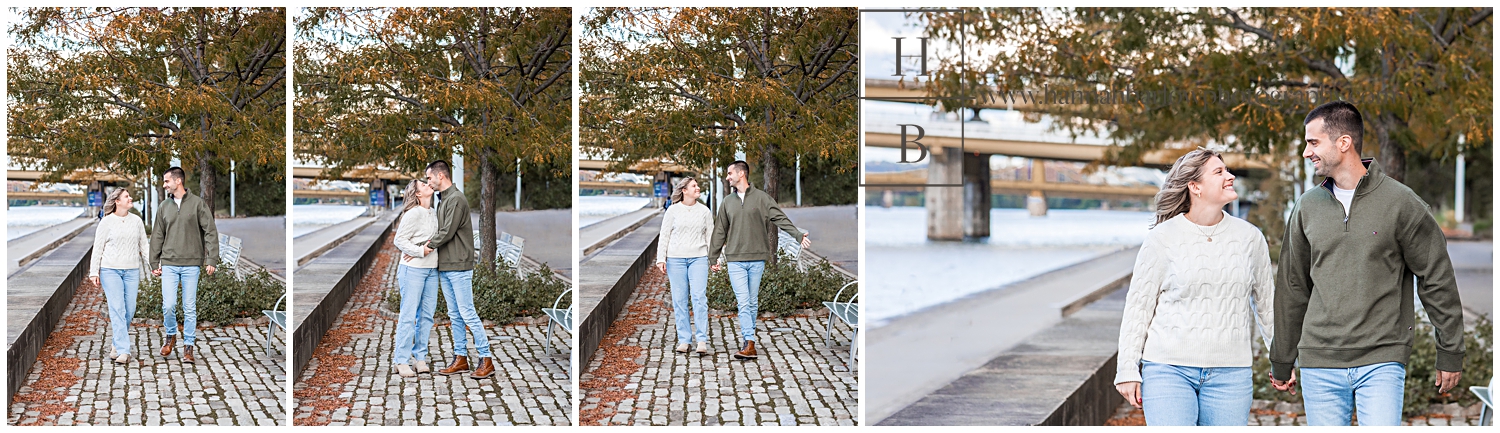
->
[1028, 158, 1048, 217]
[927, 149, 993, 241]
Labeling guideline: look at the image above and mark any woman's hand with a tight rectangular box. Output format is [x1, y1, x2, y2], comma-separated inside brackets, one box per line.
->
[1116, 382, 1142, 409]
[655, 262, 666, 273]
[89, 276, 99, 287]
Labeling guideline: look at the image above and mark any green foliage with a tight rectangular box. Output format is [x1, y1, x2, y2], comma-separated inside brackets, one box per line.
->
[385, 261, 569, 324]
[705, 251, 854, 316]
[210, 158, 286, 217]
[1251, 317, 1494, 418]
[922, 8, 1492, 183]
[774, 152, 858, 206]
[9, 8, 286, 192]
[580, 8, 859, 201]
[466, 154, 572, 210]
[136, 264, 286, 324]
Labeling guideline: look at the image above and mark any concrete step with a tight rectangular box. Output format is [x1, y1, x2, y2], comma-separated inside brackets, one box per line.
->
[580, 208, 659, 258]
[8, 217, 93, 277]
[866, 246, 1138, 424]
[577, 214, 662, 366]
[293, 216, 376, 268]
[7, 225, 96, 403]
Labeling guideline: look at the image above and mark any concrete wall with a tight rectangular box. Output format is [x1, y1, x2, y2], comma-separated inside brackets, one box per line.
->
[577, 217, 660, 367]
[7, 227, 94, 405]
[291, 214, 396, 381]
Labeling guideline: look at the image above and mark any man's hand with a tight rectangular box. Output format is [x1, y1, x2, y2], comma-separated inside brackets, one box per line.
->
[1115, 381, 1142, 409]
[1270, 370, 1298, 395]
[422, 246, 434, 256]
[205, 265, 215, 276]
[1436, 370, 1462, 394]
[711, 263, 722, 272]
[153, 267, 162, 277]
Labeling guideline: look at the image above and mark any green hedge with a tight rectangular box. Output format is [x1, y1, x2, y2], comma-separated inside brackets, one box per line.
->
[135, 263, 286, 324]
[705, 251, 854, 316]
[384, 260, 569, 323]
[1251, 315, 1494, 417]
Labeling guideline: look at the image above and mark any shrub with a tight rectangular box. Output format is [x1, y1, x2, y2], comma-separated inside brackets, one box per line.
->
[1250, 315, 1494, 418]
[385, 260, 569, 324]
[705, 251, 854, 316]
[136, 263, 286, 324]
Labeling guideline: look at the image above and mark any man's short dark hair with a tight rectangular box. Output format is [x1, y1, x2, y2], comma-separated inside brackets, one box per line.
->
[728, 160, 750, 176]
[1305, 100, 1364, 155]
[426, 160, 451, 181]
[165, 166, 186, 182]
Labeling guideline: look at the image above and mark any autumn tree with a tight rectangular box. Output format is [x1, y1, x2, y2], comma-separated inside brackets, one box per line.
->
[8, 7, 287, 214]
[295, 7, 572, 265]
[580, 7, 859, 203]
[920, 8, 1491, 183]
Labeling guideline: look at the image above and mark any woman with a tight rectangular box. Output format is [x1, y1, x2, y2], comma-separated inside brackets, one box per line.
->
[1114, 149, 1275, 425]
[391, 179, 440, 378]
[90, 188, 149, 365]
[656, 176, 713, 355]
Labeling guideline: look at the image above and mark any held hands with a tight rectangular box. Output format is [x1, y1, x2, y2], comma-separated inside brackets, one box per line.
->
[711, 262, 722, 272]
[1269, 370, 1298, 395]
[1436, 370, 1462, 394]
[1115, 382, 1142, 409]
[152, 267, 163, 277]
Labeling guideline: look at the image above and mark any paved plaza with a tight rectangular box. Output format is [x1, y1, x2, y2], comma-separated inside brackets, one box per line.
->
[1108, 400, 1491, 426]
[291, 240, 572, 426]
[8, 280, 286, 426]
[579, 267, 859, 426]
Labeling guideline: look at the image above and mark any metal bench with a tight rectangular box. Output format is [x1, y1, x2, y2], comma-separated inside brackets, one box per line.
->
[474, 230, 528, 269]
[263, 293, 286, 356]
[219, 233, 243, 274]
[542, 288, 573, 356]
[1473, 375, 1494, 426]
[822, 281, 858, 365]
[776, 228, 813, 271]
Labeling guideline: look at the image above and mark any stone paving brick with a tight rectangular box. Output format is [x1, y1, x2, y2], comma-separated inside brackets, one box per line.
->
[291, 239, 572, 426]
[579, 267, 858, 426]
[8, 277, 286, 426]
[1108, 400, 1486, 426]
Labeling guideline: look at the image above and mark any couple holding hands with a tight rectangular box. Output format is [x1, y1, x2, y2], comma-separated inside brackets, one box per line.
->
[1115, 101, 1468, 426]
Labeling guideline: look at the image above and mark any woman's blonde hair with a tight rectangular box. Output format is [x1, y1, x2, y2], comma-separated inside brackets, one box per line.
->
[101, 188, 131, 217]
[670, 176, 700, 205]
[1153, 148, 1222, 228]
[401, 181, 425, 215]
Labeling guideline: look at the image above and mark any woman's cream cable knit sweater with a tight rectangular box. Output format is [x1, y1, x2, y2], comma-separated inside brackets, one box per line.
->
[1115, 211, 1275, 384]
[90, 213, 149, 276]
[657, 201, 713, 262]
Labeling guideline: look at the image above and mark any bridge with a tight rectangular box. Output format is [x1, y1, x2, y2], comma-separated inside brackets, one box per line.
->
[864, 79, 1270, 241]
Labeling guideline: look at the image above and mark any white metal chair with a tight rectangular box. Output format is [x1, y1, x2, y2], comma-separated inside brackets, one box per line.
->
[262, 294, 286, 356]
[822, 281, 859, 366]
[542, 288, 573, 355]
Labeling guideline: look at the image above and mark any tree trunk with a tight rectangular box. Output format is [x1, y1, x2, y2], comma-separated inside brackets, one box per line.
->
[1376, 113, 1406, 183]
[479, 147, 498, 266]
[198, 150, 216, 215]
[761, 137, 781, 268]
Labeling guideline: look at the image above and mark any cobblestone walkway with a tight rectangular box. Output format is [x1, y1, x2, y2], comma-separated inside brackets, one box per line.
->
[1107, 400, 1489, 426]
[291, 240, 572, 426]
[8, 278, 286, 426]
[579, 267, 859, 426]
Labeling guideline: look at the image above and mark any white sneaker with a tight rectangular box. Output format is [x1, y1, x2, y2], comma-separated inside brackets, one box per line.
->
[114, 353, 130, 364]
[396, 364, 416, 378]
[414, 360, 430, 374]
[675, 343, 690, 353]
[695, 342, 708, 355]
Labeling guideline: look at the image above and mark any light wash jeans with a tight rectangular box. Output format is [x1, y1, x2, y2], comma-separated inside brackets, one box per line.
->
[1300, 362, 1406, 426]
[726, 261, 766, 344]
[439, 270, 491, 358]
[100, 268, 140, 356]
[394, 265, 440, 365]
[667, 256, 709, 345]
[161, 265, 201, 346]
[1140, 360, 1253, 426]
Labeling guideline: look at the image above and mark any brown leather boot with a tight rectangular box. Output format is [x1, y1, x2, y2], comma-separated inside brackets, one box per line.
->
[160, 335, 175, 357]
[733, 341, 758, 360]
[438, 356, 470, 375]
[469, 357, 495, 379]
[183, 346, 195, 363]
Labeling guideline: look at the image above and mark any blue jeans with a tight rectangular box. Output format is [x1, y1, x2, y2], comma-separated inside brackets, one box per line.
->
[161, 265, 201, 346]
[726, 261, 766, 343]
[100, 268, 140, 356]
[1140, 360, 1252, 426]
[1300, 362, 1406, 426]
[439, 270, 491, 358]
[394, 265, 440, 365]
[667, 257, 709, 345]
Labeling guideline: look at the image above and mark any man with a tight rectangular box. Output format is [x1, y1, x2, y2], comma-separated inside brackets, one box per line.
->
[708, 160, 811, 360]
[422, 160, 495, 379]
[149, 166, 219, 364]
[1272, 101, 1465, 425]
